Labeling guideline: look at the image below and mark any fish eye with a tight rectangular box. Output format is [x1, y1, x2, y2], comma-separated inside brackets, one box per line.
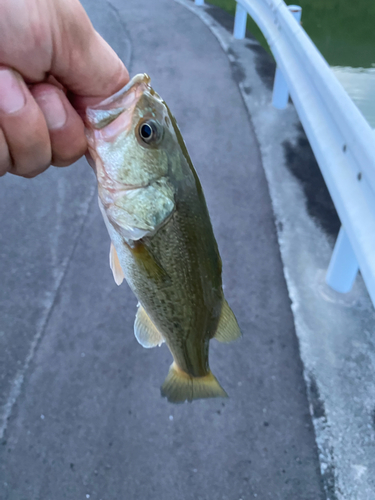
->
[140, 123, 152, 140]
[138, 120, 162, 144]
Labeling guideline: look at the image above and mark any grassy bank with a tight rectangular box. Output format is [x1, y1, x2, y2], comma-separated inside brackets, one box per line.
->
[205, 0, 271, 56]
[205, 0, 375, 68]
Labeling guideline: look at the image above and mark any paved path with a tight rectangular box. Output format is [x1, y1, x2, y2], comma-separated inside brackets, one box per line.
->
[182, 3, 375, 499]
[0, 1, 325, 499]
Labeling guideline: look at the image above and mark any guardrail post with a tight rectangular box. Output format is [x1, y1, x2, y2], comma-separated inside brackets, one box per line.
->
[233, 3, 247, 40]
[326, 226, 359, 293]
[272, 68, 290, 109]
[195, 0, 204, 6]
[272, 5, 302, 109]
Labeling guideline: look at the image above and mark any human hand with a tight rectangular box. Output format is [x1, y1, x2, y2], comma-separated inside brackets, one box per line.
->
[0, 0, 129, 178]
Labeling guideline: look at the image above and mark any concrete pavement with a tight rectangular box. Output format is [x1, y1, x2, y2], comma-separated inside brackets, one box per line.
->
[0, 1, 325, 499]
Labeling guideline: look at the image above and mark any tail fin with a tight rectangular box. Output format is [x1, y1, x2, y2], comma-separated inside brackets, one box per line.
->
[161, 362, 228, 404]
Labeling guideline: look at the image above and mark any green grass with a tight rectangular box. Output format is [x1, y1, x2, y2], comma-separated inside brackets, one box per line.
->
[206, 0, 375, 68]
[206, 0, 272, 57]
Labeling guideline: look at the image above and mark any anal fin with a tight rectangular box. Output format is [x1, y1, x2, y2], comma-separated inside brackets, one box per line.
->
[134, 305, 165, 348]
[213, 300, 242, 343]
[109, 242, 125, 286]
[161, 362, 228, 404]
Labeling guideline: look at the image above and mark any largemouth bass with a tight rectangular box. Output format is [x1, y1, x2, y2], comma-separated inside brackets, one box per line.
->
[84, 74, 241, 403]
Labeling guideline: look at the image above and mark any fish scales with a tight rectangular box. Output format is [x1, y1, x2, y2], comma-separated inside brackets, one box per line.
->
[134, 187, 222, 376]
[84, 74, 241, 403]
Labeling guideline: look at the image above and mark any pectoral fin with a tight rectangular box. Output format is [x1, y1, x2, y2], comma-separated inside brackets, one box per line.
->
[130, 243, 171, 285]
[213, 300, 242, 343]
[109, 242, 125, 286]
[134, 305, 165, 348]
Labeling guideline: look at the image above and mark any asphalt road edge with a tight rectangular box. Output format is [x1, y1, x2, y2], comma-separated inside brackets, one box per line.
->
[173, 2, 375, 499]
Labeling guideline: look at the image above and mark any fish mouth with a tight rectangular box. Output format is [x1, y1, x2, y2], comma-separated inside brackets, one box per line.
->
[84, 74, 152, 190]
[86, 74, 150, 126]
[85, 73, 151, 137]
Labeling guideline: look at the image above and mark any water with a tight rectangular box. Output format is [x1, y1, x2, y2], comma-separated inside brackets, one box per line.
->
[296, 0, 375, 128]
[331, 67, 375, 129]
[207, 0, 375, 127]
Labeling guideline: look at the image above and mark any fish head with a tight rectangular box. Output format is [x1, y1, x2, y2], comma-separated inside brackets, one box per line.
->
[84, 74, 177, 196]
[84, 74, 186, 241]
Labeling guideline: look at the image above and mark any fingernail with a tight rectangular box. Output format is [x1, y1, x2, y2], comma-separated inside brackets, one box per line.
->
[36, 91, 67, 130]
[0, 69, 26, 114]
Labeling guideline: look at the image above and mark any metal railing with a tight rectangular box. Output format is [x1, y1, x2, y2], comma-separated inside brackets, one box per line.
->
[195, 0, 375, 307]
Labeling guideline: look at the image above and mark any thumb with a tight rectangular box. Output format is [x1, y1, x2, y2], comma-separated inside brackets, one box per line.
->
[50, 0, 129, 100]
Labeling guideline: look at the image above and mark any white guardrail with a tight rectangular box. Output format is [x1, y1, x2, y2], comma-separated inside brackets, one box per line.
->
[195, 0, 375, 307]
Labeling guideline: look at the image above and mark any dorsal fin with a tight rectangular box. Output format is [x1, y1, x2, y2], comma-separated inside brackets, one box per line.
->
[109, 242, 125, 286]
[134, 305, 165, 348]
[213, 300, 242, 343]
